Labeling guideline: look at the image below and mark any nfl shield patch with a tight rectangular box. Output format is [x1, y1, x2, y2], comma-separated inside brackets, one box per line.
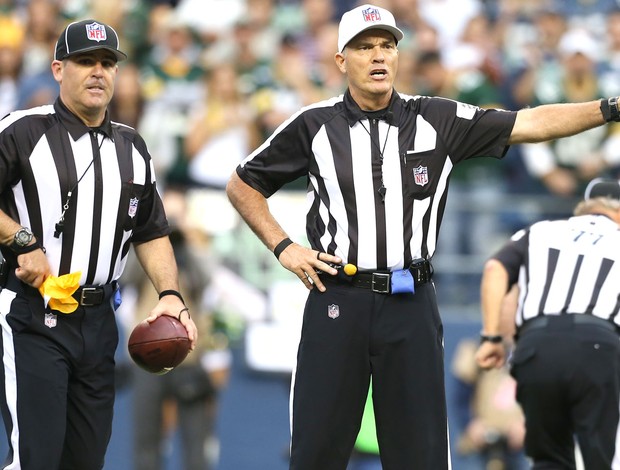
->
[413, 165, 428, 186]
[128, 197, 139, 218]
[44, 312, 57, 329]
[327, 304, 340, 319]
[86, 22, 107, 42]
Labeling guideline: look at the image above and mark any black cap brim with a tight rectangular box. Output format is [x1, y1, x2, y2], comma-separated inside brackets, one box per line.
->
[60, 45, 127, 62]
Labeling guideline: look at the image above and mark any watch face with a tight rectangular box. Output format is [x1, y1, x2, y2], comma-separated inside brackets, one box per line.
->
[15, 229, 33, 247]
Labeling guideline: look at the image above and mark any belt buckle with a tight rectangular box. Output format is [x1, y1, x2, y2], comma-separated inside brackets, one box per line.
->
[80, 287, 98, 306]
[371, 273, 391, 294]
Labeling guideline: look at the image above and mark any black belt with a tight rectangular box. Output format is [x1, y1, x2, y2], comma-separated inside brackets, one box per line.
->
[518, 314, 618, 337]
[72, 283, 117, 307]
[325, 259, 433, 294]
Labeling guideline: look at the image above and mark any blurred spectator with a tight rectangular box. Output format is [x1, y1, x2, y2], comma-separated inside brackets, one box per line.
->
[599, 8, 620, 98]
[202, 1, 280, 94]
[184, 63, 261, 189]
[312, 22, 347, 96]
[250, 34, 326, 141]
[552, 0, 619, 35]
[415, 49, 501, 107]
[417, 0, 483, 53]
[14, 66, 57, 109]
[507, 7, 567, 107]
[138, 11, 205, 184]
[519, 27, 620, 198]
[5, 0, 57, 110]
[123, 188, 232, 470]
[108, 61, 145, 129]
[175, 0, 246, 43]
[0, 15, 24, 118]
[19, 0, 60, 78]
[296, 0, 336, 69]
[457, 13, 504, 86]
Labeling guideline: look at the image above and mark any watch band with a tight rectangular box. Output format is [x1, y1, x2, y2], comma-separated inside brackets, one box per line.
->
[600, 97, 620, 122]
[10, 240, 43, 255]
[479, 333, 503, 344]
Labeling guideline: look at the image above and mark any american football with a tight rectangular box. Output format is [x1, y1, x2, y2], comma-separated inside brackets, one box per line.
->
[128, 315, 190, 375]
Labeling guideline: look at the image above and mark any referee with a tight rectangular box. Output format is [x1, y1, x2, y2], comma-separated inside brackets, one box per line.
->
[0, 19, 197, 470]
[476, 178, 620, 469]
[226, 4, 620, 469]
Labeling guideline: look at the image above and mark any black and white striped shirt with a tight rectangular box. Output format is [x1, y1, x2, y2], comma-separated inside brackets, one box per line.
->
[237, 89, 516, 271]
[0, 98, 170, 286]
[493, 214, 620, 328]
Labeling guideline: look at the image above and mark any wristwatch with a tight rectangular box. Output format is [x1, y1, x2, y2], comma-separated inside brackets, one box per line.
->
[9, 227, 38, 254]
[600, 97, 620, 122]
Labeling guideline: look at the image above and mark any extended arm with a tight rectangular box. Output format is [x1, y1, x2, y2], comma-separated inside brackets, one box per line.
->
[226, 171, 341, 291]
[509, 100, 606, 144]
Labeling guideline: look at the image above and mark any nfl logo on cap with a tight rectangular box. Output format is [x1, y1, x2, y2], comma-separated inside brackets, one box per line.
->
[362, 7, 381, 22]
[337, 3, 404, 52]
[86, 22, 107, 42]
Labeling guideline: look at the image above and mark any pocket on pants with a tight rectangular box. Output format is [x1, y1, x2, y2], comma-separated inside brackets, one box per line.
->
[509, 345, 536, 379]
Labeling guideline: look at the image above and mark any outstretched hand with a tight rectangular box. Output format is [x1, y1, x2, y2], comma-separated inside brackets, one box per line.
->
[278, 243, 342, 291]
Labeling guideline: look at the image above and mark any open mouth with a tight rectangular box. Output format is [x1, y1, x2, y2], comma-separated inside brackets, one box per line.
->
[370, 70, 387, 78]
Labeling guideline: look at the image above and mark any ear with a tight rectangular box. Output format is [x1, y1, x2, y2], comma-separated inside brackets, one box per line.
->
[334, 52, 346, 74]
[51, 60, 63, 83]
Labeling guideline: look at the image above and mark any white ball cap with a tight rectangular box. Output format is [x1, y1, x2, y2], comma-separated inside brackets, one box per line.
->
[338, 4, 404, 53]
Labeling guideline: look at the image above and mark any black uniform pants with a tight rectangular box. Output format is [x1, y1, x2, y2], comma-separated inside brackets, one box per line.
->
[0, 278, 118, 470]
[511, 315, 620, 470]
[289, 281, 449, 470]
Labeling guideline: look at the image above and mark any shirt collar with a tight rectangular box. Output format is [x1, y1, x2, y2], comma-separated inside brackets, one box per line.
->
[54, 98, 114, 141]
[343, 88, 402, 127]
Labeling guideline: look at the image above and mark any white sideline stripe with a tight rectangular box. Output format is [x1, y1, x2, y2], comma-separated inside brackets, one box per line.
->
[0, 289, 19, 469]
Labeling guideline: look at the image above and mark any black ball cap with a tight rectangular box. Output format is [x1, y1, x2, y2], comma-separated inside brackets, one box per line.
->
[584, 178, 620, 201]
[54, 19, 127, 62]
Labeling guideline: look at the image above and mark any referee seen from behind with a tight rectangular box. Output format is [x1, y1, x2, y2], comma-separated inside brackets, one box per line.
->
[227, 3, 620, 469]
[476, 178, 620, 469]
[0, 19, 197, 470]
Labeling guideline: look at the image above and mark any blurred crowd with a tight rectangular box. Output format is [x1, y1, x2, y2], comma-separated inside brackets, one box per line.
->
[4, 1, 620, 468]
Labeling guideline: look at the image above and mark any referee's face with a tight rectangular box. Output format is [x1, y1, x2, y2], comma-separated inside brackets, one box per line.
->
[335, 29, 398, 110]
[52, 50, 118, 127]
